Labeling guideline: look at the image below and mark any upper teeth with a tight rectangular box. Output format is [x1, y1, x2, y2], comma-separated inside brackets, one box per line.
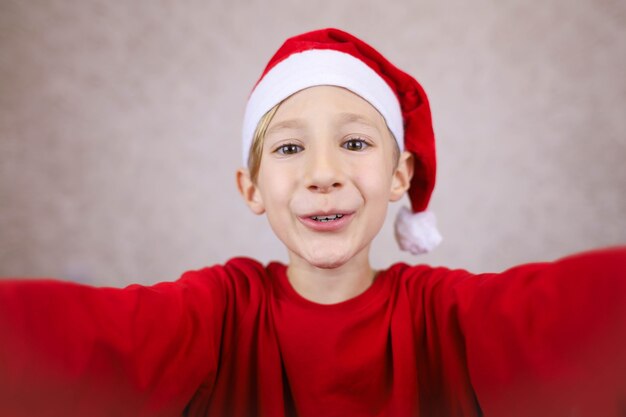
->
[311, 214, 343, 222]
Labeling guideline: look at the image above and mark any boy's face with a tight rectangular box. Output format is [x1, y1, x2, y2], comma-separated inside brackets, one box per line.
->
[238, 86, 412, 269]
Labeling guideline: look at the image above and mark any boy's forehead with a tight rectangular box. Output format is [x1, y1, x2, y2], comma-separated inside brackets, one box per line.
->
[269, 86, 390, 130]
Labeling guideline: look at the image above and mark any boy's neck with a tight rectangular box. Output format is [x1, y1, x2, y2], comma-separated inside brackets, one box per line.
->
[286, 249, 377, 305]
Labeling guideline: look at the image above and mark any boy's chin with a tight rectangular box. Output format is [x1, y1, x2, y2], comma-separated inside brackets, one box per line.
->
[293, 246, 364, 270]
[307, 257, 350, 270]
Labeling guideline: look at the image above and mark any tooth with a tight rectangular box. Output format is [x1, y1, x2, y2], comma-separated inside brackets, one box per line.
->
[309, 214, 345, 222]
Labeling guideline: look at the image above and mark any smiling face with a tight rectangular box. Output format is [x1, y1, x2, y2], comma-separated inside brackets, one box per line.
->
[238, 86, 413, 270]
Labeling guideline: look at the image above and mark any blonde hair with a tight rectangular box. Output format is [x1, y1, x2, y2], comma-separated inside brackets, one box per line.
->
[248, 103, 281, 183]
[247, 101, 402, 182]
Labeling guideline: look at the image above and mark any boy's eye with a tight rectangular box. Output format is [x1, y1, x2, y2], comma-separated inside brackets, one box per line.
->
[343, 138, 369, 151]
[275, 143, 303, 155]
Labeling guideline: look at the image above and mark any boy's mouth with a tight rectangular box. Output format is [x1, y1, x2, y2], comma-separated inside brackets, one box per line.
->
[299, 212, 353, 232]
[310, 214, 344, 222]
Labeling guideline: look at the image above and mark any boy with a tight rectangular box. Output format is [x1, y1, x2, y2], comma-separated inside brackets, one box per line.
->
[1, 28, 625, 417]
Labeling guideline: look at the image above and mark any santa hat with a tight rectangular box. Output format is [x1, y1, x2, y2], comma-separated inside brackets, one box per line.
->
[242, 28, 442, 255]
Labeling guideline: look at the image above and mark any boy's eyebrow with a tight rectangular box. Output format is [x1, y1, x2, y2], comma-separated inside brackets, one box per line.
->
[334, 112, 381, 130]
[266, 113, 382, 136]
[266, 119, 306, 135]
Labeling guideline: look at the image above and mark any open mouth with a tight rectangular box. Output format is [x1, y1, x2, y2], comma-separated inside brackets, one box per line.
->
[299, 212, 352, 232]
[310, 214, 344, 222]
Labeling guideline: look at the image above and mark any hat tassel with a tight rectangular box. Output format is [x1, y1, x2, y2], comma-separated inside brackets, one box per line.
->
[394, 206, 442, 255]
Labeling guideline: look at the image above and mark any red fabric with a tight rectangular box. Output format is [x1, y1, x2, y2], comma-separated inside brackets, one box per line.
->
[1, 248, 625, 416]
[256, 28, 436, 213]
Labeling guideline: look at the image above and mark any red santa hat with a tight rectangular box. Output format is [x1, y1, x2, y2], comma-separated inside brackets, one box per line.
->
[242, 28, 442, 255]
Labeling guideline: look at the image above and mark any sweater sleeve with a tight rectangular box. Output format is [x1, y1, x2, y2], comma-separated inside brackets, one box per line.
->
[453, 247, 626, 417]
[0, 266, 229, 417]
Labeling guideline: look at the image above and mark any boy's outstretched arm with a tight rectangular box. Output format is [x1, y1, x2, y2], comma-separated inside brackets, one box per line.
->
[0, 268, 227, 417]
[455, 247, 626, 417]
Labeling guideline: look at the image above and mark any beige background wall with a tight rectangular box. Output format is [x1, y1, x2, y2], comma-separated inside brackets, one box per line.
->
[1, 0, 624, 286]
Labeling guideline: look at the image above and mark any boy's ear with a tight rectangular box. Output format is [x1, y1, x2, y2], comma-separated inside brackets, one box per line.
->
[236, 168, 265, 214]
[389, 151, 414, 202]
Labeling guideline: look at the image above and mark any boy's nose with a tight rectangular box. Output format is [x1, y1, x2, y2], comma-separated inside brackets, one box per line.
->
[303, 148, 344, 193]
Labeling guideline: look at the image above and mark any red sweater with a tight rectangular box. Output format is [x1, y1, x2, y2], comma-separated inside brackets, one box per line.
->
[1, 248, 625, 417]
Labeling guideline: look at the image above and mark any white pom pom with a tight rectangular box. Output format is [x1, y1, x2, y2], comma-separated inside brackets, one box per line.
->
[394, 207, 442, 255]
